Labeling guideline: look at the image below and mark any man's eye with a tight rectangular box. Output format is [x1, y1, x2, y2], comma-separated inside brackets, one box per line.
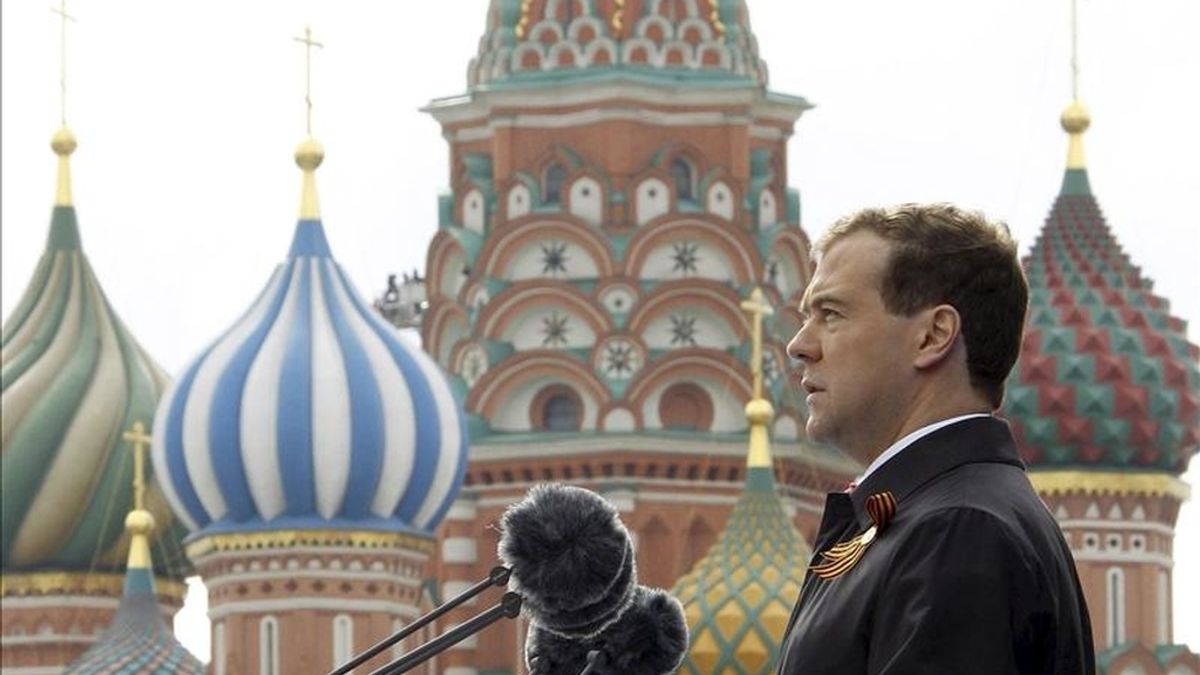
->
[821, 308, 840, 321]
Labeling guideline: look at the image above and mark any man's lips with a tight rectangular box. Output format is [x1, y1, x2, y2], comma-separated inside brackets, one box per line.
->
[800, 378, 825, 395]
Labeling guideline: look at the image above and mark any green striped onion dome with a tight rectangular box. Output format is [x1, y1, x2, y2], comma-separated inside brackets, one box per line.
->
[2, 202, 190, 579]
[1003, 167, 1200, 474]
[671, 465, 810, 674]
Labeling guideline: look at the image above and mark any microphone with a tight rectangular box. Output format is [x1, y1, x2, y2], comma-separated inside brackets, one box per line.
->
[499, 483, 637, 636]
[499, 484, 688, 674]
[525, 585, 688, 675]
[333, 483, 688, 675]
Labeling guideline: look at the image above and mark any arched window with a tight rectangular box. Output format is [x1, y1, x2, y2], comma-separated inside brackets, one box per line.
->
[260, 615, 280, 675]
[670, 158, 695, 202]
[1106, 567, 1126, 648]
[544, 395, 579, 430]
[659, 382, 713, 431]
[544, 163, 567, 204]
[332, 614, 354, 668]
[532, 385, 582, 431]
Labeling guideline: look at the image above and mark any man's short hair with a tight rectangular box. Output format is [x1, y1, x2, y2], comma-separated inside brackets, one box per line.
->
[814, 203, 1028, 409]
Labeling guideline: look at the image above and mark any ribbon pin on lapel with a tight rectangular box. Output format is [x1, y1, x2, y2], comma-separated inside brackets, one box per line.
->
[810, 491, 897, 580]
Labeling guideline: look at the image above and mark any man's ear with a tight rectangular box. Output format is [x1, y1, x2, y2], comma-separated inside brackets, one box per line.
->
[913, 304, 961, 370]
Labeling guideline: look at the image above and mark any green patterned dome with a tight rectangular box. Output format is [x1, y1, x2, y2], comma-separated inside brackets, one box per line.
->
[1003, 113, 1200, 475]
[671, 465, 810, 674]
[62, 565, 205, 674]
[1, 132, 190, 579]
[64, 510, 204, 674]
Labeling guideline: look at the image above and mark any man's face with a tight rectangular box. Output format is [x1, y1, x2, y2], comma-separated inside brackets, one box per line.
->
[787, 231, 921, 463]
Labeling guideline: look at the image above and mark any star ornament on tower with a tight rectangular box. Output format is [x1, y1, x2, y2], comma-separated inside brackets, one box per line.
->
[669, 314, 698, 346]
[603, 340, 638, 378]
[541, 241, 569, 276]
[541, 311, 570, 347]
[671, 241, 700, 275]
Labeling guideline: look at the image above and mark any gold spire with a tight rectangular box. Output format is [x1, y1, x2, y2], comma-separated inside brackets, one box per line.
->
[121, 421, 156, 570]
[293, 25, 325, 220]
[50, 0, 77, 206]
[740, 287, 775, 469]
[1060, 0, 1090, 169]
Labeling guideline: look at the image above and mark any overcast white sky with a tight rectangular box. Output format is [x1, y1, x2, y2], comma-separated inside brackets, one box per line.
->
[2, 0, 1198, 661]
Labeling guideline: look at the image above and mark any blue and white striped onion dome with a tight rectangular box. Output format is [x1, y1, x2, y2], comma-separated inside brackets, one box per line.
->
[151, 193, 467, 538]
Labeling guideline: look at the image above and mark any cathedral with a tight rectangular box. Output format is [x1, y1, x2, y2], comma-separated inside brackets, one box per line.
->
[2, 1, 1198, 674]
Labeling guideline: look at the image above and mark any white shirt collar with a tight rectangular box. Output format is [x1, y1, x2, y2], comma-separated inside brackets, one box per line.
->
[857, 413, 991, 484]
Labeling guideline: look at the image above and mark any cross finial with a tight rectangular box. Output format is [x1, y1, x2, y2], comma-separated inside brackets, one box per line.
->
[1070, 0, 1080, 102]
[740, 287, 775, 400]
[293, 24, 323, 137]
[122, 421, 153, 511]
[740, 287, 776, 470]
[50, 0, 76, 127]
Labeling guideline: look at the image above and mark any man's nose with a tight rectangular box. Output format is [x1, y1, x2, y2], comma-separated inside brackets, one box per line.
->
[787, 323, 818, 363]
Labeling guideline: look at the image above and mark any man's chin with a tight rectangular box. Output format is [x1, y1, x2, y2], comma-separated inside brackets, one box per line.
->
[805, 419, 831, 445]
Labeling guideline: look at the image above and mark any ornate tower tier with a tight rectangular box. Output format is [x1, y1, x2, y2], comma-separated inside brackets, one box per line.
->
[186, 530, 432, 675]
[419, 2, 857, 671]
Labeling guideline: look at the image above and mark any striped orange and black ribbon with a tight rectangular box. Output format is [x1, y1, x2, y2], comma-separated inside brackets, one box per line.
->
[809, 491, 897, 580]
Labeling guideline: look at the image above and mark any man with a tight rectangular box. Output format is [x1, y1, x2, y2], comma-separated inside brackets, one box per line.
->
[778, 204, 1094, 674]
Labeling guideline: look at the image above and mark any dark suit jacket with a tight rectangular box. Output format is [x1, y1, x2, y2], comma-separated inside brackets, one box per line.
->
[778, 417, 1095, 674]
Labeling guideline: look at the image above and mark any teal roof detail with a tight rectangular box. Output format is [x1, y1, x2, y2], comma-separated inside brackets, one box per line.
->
[1004, 166, 1200, 474]
[672, 466, 810, 674]
[63, 566, 204, 674]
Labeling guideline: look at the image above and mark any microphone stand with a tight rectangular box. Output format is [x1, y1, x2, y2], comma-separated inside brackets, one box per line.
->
[328, 566, 511, 675]
[367, 592, 523, 675]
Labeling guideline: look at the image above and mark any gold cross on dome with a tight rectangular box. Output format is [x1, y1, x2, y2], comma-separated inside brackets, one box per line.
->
[740, 287, 775, 400]
[293, 25, 324, 136]
[122, 421, 153, 511]
[50, 0, 76, 126]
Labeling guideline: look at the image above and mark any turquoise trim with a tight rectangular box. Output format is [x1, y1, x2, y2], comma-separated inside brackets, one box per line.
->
[472, 67, 759, 92]
[786, 187, 801, 224]
[448, 226, 485, 262]
[438, 193, 453, 229]
[47, 206, 82, 252]
[122, 566, 154, 596]
[463, 153, 495, 195]
[1061, 168, 1092, 195]
[744, 466, 777, 493]
[484, 278, 510, 296]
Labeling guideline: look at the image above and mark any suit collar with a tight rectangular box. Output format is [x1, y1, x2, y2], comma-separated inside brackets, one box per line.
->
[849, 416, 1025, 529]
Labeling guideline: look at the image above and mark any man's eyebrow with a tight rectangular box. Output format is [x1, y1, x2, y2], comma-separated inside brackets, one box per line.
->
[801, 291, 842, 313]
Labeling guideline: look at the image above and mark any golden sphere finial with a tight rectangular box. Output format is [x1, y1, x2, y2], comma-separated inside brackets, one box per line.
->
[51, 127, 77, 156]
[125, 509, 156, 536]
[295, 138, 325, 171]
[1060, 102, 1091, 134]
[744, 398, 775, 424]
